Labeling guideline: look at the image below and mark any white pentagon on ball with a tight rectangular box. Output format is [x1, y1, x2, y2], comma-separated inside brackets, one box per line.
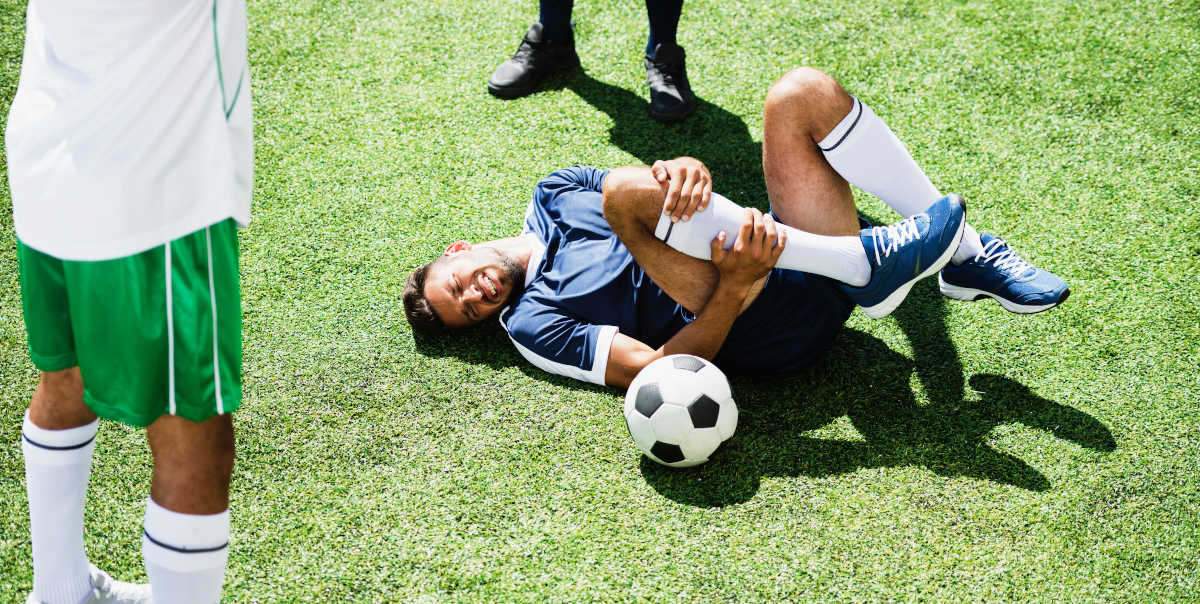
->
[622, 354, 738, 468]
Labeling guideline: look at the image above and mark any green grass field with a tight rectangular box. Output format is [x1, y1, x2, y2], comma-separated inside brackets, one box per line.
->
[2, 0, 1199, 600]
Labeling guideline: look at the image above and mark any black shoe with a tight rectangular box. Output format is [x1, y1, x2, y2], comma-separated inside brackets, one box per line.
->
[644, 42, 696, 122]
[487, 22, 581, 99]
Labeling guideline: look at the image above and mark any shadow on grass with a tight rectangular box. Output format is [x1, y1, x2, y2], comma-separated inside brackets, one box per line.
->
[412, 321, 613, 395]
[641, 280, 1116, 507]
[564, 71, 769, 210]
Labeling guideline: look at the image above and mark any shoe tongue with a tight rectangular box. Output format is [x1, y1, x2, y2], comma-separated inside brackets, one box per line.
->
[525, 21, 546, 43]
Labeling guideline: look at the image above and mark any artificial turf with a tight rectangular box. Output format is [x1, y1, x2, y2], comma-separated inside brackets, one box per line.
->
[2, 0, 1199, 600]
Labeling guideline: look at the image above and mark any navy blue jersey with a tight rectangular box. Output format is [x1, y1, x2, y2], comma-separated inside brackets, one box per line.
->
[500, 166, 695, 384]
[500, 165, 854, 385]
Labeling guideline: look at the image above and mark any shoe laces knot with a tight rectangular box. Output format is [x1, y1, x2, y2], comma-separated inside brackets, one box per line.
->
[871, 216, 920, 264]
[976, 237, 1036, 281]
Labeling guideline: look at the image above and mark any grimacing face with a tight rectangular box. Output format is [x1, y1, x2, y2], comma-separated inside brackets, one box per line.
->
[423, 246, 525, 328]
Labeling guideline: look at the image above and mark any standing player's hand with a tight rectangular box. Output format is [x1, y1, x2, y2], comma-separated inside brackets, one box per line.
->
[651, 157, 712, 223]
[710, 208, 786, 289]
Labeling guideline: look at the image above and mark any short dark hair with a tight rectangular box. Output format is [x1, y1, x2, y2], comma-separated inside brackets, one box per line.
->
[402, 260, 445, 334]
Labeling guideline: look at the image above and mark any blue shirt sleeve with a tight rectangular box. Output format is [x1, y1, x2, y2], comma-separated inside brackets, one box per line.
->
[500, 298, 618, 386]
[524, 166, 612, 241]
[539, 165, 610, 193]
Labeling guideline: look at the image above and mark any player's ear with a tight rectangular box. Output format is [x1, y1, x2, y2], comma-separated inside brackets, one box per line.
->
[444, 240, 472, 255]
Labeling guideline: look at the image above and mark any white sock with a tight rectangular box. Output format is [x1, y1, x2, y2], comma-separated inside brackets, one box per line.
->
[654, 192, 871, 286]
[142, 498, 229, 604]
[22, 410, 97, 604]
[818, 96, 984, 263]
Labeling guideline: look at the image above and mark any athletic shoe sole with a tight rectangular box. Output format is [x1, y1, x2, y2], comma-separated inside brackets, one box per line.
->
[859, 209, 966, 320]
[937, 276, 1070, 313]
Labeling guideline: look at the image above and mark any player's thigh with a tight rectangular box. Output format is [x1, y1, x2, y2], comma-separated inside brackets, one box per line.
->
[63, 219, 243, 428]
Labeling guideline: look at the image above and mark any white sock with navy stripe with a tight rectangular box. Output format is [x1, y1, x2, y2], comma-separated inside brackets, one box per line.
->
[21, 410, 97, 604]
[654, 192, 871, 286]
[143, 498, 229, 604]
[819, 96, 984, 263]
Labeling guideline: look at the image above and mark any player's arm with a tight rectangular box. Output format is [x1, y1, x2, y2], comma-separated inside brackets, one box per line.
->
[603, 157, 712, 223]
[602, 160, 724, 314]
[604, 209, 785, 388]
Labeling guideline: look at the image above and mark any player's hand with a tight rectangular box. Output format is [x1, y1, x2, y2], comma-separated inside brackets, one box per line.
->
[710, 208, 786, 289]
[651, 157, 712, 224]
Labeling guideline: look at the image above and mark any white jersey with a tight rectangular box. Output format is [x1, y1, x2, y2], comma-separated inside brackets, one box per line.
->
[6, 0, 252, 261]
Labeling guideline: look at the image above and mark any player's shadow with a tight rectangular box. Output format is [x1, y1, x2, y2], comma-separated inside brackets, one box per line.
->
[564, 72, 769, 209]
[410, 321, 616, 395]
[640, 279, 1116, 507]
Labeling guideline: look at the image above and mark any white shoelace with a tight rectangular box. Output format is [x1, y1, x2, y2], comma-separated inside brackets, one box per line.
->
[976, 237, 1036, 281]
[870, 216, 921, 265]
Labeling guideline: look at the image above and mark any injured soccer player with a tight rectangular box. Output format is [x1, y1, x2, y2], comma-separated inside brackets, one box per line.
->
[403, 67, 1069, 389]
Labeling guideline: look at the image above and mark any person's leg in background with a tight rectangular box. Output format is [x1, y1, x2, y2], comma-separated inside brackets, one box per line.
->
[643, 0, 696, 122]
[487, 1, 582, 98]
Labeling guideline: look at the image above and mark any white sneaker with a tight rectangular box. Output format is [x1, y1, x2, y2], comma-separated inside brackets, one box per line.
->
[84, 565, 152, 604]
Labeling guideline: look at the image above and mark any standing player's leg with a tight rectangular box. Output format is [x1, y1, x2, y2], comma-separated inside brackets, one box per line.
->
[136, 219, 242, 604]
[22, 368, 98, 604]
[487, 1, 581, 98]
[643, 0, 696, 122]
[18, 241, 150, 603]
[142, 415, 234, 604]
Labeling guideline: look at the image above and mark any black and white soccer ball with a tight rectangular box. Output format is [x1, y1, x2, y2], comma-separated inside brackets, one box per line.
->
[623, 354, 737, 468]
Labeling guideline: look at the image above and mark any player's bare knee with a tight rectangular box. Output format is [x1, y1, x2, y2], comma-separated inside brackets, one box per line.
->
[148, 414, 235, 475]
[766, 67, 851, 130]
[148, 414, 234, 513]
[29, 368, 95, 429]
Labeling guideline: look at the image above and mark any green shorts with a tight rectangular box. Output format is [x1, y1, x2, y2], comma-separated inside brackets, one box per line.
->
[18, 219, 242, 427]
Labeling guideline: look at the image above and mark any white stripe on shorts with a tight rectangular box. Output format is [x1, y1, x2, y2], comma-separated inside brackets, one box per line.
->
[206, 227, 224, 415]
[165, 242, 176, 415]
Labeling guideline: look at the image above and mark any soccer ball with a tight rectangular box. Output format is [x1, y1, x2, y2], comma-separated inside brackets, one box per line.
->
[623, 354, 738, 468]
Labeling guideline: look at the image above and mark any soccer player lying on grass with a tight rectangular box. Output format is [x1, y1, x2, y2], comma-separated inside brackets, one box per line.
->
[403, 67, 1069, 388]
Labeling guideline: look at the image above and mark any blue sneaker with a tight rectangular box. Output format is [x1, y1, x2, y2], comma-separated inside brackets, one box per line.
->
[938, 232, 1069, 313]
[841, 194, 966, 319]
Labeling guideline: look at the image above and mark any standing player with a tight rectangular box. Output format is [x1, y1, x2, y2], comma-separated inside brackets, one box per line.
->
[8, 1, 252, 602]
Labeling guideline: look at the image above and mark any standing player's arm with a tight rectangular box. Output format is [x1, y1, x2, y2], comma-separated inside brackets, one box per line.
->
[604, 209, 786, 389]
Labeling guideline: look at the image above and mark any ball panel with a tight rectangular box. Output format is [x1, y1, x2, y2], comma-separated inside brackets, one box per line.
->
[650, 403, 692, 443]
[650, 441, 685, 464]
[679, 427, 722, 461]
[671, 355, 706, 372]
[633, 383, 664, 418]
[687, 394, 720, 429]
[697, 365, 733, 402]
[715, 398, 738, 441]
[624, 412, 657, 451]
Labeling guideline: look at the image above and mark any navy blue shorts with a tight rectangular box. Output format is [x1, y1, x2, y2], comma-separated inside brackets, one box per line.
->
[714, 268, 854, 376]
